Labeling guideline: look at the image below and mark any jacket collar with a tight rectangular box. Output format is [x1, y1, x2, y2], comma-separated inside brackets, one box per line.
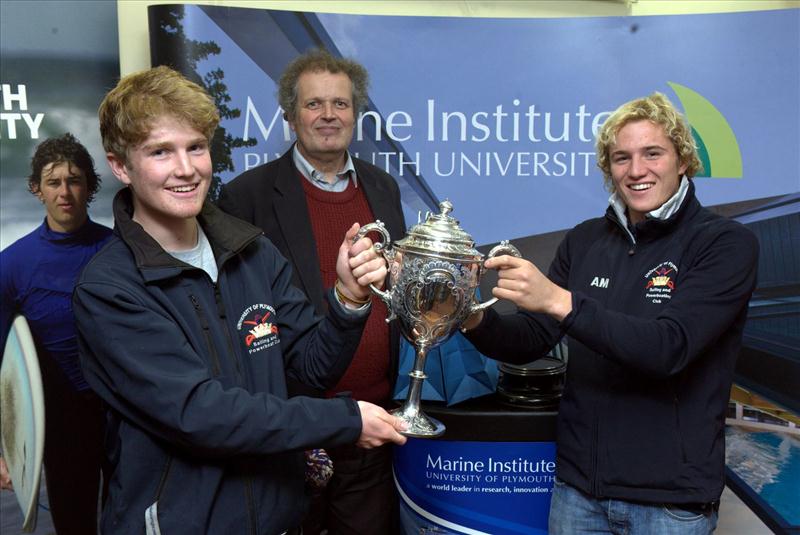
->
[112, 188, 262, 281]
[606, 179, 701, 244]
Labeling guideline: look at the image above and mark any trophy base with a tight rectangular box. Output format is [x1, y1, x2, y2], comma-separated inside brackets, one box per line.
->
[391, 407, 445, 438]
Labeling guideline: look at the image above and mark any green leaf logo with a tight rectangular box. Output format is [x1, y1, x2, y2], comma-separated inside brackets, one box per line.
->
[668, 82, 743, 178]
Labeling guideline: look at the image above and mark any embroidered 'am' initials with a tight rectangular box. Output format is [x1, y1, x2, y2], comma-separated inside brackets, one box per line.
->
[591, 277, 610, 288]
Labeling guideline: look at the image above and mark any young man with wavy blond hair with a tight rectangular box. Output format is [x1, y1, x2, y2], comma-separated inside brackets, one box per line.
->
[462, 93, 758, 534]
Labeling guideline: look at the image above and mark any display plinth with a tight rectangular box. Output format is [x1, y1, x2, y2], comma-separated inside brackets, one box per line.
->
[393, 394, 558, 534]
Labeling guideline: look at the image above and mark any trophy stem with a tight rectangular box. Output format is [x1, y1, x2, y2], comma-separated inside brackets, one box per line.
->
[391, 344, 445, 438]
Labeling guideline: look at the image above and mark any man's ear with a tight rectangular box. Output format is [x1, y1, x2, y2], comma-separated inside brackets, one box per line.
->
[106, 153, 131, 186]
[284, 113, 298, 133]
[30, 182, 43, 201]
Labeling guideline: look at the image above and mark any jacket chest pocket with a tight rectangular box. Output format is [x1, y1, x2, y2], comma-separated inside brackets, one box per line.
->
[188, 294, 222, 376]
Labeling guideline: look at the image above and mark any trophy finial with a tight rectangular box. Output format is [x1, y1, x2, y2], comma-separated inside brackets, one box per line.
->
[439, 200, 453, 216]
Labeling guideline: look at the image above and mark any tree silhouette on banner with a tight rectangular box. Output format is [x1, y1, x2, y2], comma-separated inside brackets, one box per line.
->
[151, 5, 255, 200]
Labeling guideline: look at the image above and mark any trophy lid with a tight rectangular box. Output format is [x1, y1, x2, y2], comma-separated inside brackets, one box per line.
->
[395, 200, 482, 259]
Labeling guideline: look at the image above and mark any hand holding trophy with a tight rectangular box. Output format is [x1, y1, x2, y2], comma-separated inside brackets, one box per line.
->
[355, 200, 519, 437]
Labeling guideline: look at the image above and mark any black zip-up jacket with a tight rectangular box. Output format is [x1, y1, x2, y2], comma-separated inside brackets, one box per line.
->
[466, 182, 758, 505]
[73, 189, 366, 534]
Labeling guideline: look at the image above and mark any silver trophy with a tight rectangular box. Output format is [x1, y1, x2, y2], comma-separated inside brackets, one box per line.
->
[355, 200, 520, 437]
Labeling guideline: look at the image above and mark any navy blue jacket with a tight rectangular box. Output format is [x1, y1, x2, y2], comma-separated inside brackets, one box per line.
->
[466, 182, 758, 505]
[74, 189, 365, 534]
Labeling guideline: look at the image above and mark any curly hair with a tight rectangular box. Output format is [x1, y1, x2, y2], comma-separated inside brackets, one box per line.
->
[28, 133, 102, 203]
[99, 65, 219, 163]
[595, 92, 702, 192]
[278, 49, 369, 121]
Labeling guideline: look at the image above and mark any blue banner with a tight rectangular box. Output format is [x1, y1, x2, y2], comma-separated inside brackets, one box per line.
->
[148, 5, 799, 245]
[394, 439, 556, 534]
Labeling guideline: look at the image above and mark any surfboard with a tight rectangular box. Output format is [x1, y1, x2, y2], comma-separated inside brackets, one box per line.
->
[1, 315, 45, 532]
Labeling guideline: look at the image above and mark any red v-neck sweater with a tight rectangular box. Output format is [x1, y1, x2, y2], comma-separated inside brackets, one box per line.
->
[300, 176, 391, 404]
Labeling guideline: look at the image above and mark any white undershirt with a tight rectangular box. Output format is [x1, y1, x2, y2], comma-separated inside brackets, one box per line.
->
[167, 223, 218, 282]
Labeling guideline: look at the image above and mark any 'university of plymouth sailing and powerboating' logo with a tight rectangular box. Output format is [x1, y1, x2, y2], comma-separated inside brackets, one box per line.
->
[644, 262, 678, 304]
[237, 303, 280, 354]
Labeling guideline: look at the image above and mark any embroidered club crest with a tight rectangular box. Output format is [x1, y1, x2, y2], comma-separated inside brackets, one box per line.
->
[236, 304, 280, 354]
[644, 262, 678, 304]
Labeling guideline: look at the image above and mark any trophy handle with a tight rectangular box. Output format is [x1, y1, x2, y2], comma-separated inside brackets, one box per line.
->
[470, 240, 522, 313]
[353, 221, 394, 304]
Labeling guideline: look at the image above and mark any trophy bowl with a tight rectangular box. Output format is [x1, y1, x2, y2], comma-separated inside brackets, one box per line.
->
[356, 200, 519, 438]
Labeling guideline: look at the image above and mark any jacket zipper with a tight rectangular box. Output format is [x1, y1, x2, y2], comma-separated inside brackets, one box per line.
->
[152, 456, 173, 508]
[210, 267, 255, 531]
[673, 393, 688, 463]
[189, 294, 222, 376]
[591, 411, 600, 496]
[608, 212, 637, 256]
[244, 477, 257, 535]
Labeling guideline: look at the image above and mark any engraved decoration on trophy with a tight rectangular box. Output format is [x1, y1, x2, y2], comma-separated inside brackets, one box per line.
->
[355, 200, 520, 438]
